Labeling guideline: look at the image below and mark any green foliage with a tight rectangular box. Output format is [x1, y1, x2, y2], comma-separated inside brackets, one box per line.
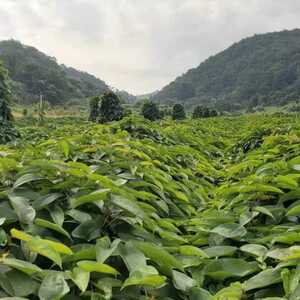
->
[1, 114, 300, 299]
[142, 101, 161, 121]
[172, 103, 185, 120]
[153, 29, 300, 110]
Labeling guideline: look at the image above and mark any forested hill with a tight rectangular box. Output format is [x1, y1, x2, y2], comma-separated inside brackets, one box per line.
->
[0, 40, 135, 105]
[152, 29, 300, 110]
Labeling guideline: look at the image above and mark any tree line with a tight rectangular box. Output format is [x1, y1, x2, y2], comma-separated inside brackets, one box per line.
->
[89, 91, 219, 123]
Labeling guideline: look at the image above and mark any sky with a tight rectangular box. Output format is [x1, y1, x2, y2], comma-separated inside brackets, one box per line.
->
[0, 0, 300, 95]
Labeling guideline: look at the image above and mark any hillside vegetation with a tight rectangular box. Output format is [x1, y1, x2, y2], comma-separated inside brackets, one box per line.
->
[0, 40, 135, 105]
[0, 114, 300, 299]
[153, 29, 300, 111]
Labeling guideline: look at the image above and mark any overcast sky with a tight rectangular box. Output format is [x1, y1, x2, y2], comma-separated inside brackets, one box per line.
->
[0, 0, 299, 94]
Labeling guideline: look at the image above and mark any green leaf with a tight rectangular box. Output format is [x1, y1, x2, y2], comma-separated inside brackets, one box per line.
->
[1, 258, 42, 275]
[213, 283, 243, 300]
[118, 241, 149, 272]
[267, 246, 300, 261]
[8, 195, 36, 224]
[77, 260, 119, 275]
[39, 273, 70, 300]
[0, 272, 14, 296]
[122, 270, 166, 289]
[159, 231, 187, 244]
[179, 245, 208, 257]
[66, 209, 92, 223]
[49, 205, 64, 226]
[211, 223, 247, 238]
[272, 232, 300, 245]
[244, 268, 282, 291]
[27, 238, 62, 268]
[96, 237, 120, 263]
[93, 278, 122, 299]
[6, 270, 39, 297]
[111, 195, 145, 217]
[190, 287, 212, 300]
[13, 173, 45, 189]
[68, 267, 90, 293]
[240, 244, 268, 258]
[72, 217, 103, 241]
[286, 203, 300, 217]
[35, 218, 71, 239]
[70, 189, 110, 208]
[172, 270, 195, 292]
[134, 241, 183, 272]
[33, 193, 63, 210]
[254, 206, 275, 219]
[1, 297, 28, 300]
[275, 175, 298, 189]
[205, 258, 259, 280]
[65, 245, 96, 262]
[239, 184, 283, 194]
[203, 246, 237, 258]
[59, 140, 70, 158]
[0, 229, 7, 246]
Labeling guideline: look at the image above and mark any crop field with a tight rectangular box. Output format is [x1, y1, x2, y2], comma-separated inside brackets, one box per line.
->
[1, 114, 300, 299]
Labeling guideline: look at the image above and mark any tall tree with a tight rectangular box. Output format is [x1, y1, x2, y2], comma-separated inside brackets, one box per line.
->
[172, 104, 186, 120]
[98, 91, 124, 123]
[88, 96, 100, 122]
[0, 61, 13, 122]
[142, 101, 161, 121]
[192, 106, 204, 119]
[0, 60, 19, 143]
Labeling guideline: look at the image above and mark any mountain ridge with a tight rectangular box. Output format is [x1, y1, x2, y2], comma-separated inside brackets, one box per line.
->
[0, 39, 136, 105]
[152, 29, 300, 110]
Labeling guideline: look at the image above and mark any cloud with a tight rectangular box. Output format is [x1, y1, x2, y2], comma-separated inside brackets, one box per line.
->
[0, 0, 299, 94]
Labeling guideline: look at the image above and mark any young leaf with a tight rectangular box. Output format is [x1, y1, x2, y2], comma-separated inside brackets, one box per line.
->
[77, 260, 119, 275]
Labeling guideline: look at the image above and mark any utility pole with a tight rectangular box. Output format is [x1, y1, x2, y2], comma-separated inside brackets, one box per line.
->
[38, 92, 44, 125]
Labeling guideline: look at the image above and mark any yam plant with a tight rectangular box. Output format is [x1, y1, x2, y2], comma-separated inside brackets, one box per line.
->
[1, 114, 300, 299]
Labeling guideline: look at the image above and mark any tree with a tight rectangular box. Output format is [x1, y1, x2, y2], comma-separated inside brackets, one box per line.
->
[98, 91, 124, 123]
[192, 106, 204, 119]
[210, 109, 218, 117]
[172, 104, 185, 120]
[0, 62, 13, 122]
[88, 96, 100, 121]
[0, 61, 19, 143]
[192, 105, 218, 119]
[202, 107, 210, 118]
[142, 101, 161, 121]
